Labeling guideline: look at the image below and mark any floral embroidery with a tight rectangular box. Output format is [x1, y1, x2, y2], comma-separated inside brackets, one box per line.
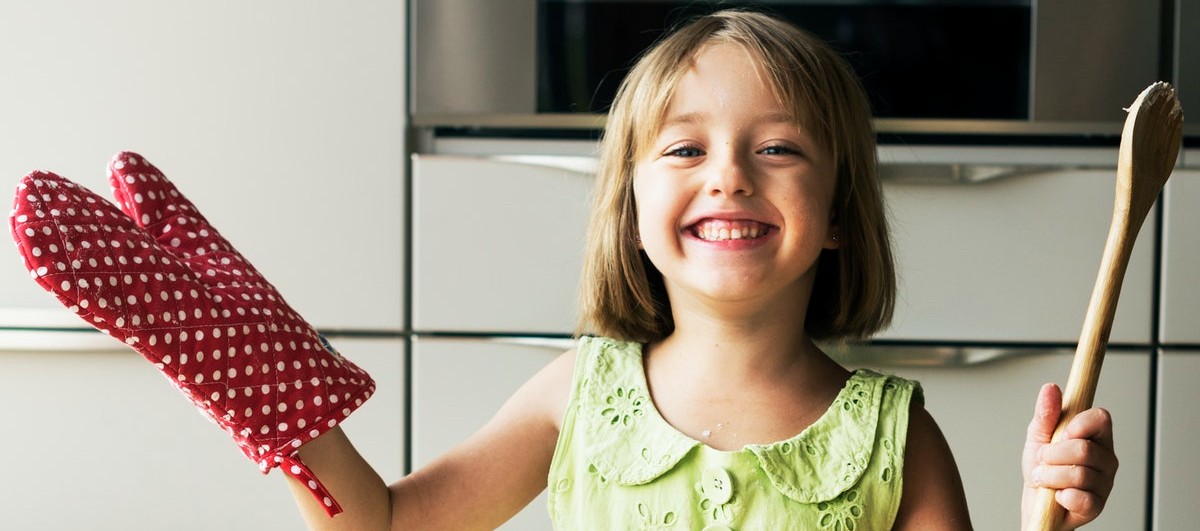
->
[817, 489, 864, 530]
[878, 438, 896, 484]
[587, 463, 611, 488]
[636, 502, 678, 529]
[601, 386, 646, 427]
[696, 484, 738, 524]
[837, 382, 870, 414]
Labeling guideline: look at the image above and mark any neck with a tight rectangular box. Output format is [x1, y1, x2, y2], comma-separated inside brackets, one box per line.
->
[652, 283, 828, 383]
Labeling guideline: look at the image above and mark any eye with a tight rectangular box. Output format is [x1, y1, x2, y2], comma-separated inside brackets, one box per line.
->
[759, 144, 801, 156]
[664, 144, 704, 158]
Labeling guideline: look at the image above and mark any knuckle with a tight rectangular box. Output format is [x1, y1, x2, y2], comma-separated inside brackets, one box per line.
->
[1073, 440, 1095, 462]
[1074, 491, 1106, 518]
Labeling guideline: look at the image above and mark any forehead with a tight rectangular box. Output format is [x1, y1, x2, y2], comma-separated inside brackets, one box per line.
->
[665, 42, 784, 116]
[635, 41, 802, 148]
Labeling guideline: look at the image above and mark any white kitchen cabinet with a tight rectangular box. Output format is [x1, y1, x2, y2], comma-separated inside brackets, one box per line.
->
[879, 147, 1155, 344]
[412, 144, 1155, 343]
[0, 1, 406, 331]
[0, 333, 405, 531]
[853, 349, 1150, 531]
[1154, 349, 1200, 530]
[1155, 166, 1199, 530]
[1160, 169, 1200, 344]
[411, 155, 593, 334]
[411, 336, 568, 530]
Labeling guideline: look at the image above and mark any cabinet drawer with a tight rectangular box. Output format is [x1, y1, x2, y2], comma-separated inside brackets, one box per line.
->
[880, 160, 1154, 343]
[0, 333, 405, 531]
[410, 336, 567, 531]
[1161, 170, 1200, 344]
[412, 155, 592, 334]
[0, 2, 406, 331]
[856, 349, 1149, 531]
[1154, 349, 1200, 530]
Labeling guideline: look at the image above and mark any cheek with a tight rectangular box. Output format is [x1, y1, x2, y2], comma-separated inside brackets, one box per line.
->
[631, 172, 672, 226]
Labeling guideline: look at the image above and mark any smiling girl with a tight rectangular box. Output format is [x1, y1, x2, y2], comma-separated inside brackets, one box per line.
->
[10, 7, 1118, 531]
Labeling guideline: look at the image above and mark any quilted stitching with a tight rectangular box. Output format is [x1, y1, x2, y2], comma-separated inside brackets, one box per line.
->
[8, 152, 374, 516]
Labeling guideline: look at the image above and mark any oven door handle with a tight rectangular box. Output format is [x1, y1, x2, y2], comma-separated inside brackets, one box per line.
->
[482, 155, 598, 176]
[475, 155, 1112, 185]
[448, 337, 1079, 368]
[478, 336, 580, 352]
[825, 344, 1075, 368]
[480, 156, 1091, 185]
[0, 329, 131, 354]
[877, 163, 1067, 184]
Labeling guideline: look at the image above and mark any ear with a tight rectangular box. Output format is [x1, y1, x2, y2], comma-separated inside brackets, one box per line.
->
[823, 221, 841, 250]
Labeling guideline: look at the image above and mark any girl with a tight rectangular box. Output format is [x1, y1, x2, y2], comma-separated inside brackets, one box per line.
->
[11, 8, 1116, 531]
[291, 9, 1117, 530]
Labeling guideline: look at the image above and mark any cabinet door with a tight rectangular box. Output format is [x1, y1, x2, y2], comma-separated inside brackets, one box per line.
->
[411, 336, 568, 531]
[0, 332, 405, 531]
[879, 148, 1155, 343]
[1161, 169, 1200, 344]
[847, 349, 1150, 531]
[411, 155, 593, 334]
[1154, 349, 1200, 530]
[0, 2, 406, 331]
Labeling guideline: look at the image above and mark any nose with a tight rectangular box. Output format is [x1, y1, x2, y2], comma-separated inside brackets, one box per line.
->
[706, 149, 754, 197]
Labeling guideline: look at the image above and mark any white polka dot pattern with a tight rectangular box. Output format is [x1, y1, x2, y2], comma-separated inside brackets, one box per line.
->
[8, 151, 374, 517]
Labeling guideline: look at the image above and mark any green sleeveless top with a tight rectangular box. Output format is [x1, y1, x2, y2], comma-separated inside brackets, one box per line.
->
[547, 336, 922, 530]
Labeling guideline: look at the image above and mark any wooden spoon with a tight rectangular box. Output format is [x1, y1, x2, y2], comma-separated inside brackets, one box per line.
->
[1026, 81, 1183, 530]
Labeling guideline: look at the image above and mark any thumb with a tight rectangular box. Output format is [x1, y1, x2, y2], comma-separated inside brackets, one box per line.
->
[1027, 383, 1063, 446]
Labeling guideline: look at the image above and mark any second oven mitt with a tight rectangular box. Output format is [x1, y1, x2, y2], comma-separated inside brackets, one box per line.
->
[9, 151, 373, 516]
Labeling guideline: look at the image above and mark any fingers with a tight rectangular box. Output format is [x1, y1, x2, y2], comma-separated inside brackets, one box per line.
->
[1023, 383, 1062, 483]
[11, 171, 216, 341]
[1056, 488, 1107, 528]
[106, 152, 272, 293]
[1030, 460, 1112, 492]
[107, 151, 203, 230]
[1064, 406, 1115, 447]
[1026, 383, 1063, 446]
[107, 153, 240, 261]
[1028, 406, 1118, 529]
[1040, 409, 1118, 469]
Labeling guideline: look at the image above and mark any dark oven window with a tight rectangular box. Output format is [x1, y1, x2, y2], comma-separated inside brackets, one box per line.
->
[537, 0, 1032, 120]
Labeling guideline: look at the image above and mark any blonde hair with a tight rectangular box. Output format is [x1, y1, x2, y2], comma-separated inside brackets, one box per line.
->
[578, 9, 895, 343]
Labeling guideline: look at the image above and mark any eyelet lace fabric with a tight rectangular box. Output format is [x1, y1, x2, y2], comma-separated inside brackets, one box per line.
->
[547, 337, 923, 530]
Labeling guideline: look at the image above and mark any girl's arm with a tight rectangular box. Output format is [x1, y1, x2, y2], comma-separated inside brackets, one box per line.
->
[892, 384, 1118, 531]
[286, 349, 578, 531]
[892, 405, 974, 530]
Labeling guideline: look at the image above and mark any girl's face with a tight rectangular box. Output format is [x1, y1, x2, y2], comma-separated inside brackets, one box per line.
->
[632, 41, 838, 311]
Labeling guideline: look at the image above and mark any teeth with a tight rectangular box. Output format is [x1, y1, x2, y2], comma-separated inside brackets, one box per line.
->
[694, 220, 768, 241]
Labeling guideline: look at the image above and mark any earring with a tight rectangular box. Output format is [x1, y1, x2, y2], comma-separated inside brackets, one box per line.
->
[832, 233, 840, 243]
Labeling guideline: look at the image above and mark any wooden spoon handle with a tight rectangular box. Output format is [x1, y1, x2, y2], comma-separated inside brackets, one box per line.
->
[1026, 217, 1136, 530]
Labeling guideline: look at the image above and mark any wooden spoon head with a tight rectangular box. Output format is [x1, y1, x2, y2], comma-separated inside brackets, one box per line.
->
[1118, 82, 1184, 225]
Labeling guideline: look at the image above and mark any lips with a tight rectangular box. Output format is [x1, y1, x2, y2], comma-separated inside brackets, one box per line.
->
[688, 218, 775, 242]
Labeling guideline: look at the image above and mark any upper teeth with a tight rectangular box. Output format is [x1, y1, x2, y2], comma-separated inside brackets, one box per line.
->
[694, 220, 767, 241]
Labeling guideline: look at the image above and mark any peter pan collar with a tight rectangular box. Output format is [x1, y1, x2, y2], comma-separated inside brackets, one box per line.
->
[578, 338, 882, 505]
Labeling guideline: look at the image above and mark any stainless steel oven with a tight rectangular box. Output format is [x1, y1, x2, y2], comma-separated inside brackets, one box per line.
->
[410, 0, 1195, 138]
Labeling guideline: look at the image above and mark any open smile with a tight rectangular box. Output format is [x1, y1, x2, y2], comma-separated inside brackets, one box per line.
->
[687, 219, 776, 242]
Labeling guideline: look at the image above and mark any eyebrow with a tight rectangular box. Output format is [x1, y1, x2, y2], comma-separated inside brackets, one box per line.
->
[660, 111, 795, 128]
[660, 112, 705, 128]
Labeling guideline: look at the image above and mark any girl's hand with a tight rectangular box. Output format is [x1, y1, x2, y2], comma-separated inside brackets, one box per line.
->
[1021, 383, 1119, 530]
[10, 153, 375, 517]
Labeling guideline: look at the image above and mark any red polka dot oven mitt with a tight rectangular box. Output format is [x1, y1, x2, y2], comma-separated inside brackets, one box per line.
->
[8, 152, 374, 516]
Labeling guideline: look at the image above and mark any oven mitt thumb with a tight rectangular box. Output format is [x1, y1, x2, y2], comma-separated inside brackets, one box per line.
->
[9, 151, 373, 516]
